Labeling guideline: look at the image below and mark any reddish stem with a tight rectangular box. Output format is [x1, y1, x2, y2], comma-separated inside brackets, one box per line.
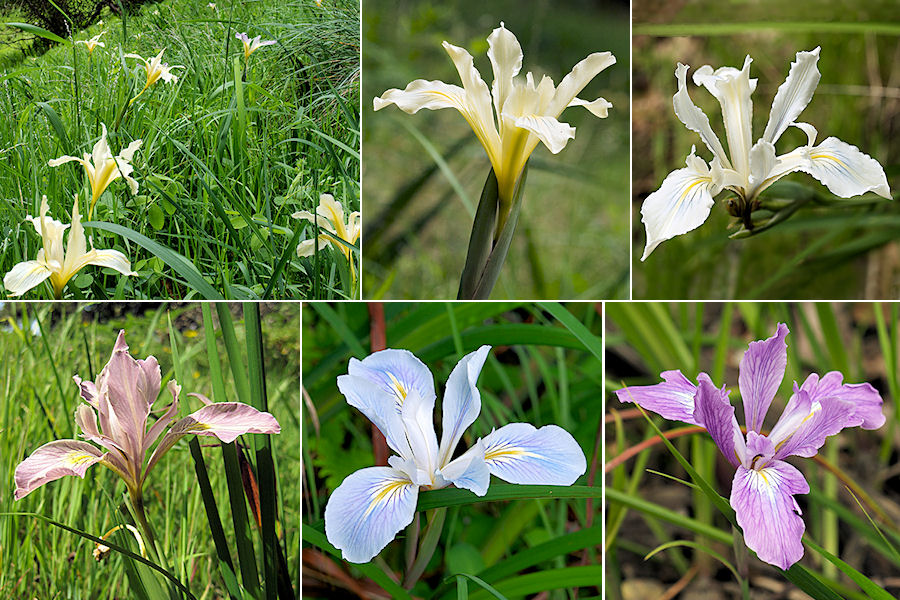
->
[367, 303, 389, 466]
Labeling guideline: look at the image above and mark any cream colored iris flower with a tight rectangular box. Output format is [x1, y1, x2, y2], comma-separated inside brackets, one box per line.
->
[292, 194, 360, 262]
[3, 197, 136, 298]
[374, 22, 615, 216]
[641, 48, 892, 260]
[48, 124, 142, 220]
[235, 33, 276, 60]
[76, 32, 106, 54]
[125, 49, 182, 96]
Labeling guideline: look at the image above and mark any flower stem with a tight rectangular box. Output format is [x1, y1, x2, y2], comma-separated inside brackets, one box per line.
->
[403, 507, 447, 589]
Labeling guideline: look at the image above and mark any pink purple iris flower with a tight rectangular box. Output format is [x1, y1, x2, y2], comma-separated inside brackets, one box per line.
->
[615, 323, 885, 570]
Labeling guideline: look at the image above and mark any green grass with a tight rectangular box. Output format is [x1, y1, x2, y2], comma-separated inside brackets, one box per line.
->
[0, 0, 359, 300]
[631, 0, 900, 299]
[606, 302, 900, 599]
[302, 302, 602, 598]
[0, 302, 301, 597]
[361, 0, 630, 300]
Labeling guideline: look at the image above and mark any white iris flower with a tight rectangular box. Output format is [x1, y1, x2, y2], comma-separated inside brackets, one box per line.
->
[325, 346, 587, 563]
[641, 48, 891, 260]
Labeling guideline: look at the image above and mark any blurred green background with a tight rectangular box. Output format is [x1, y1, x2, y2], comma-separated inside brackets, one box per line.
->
[632, 0, 900, 299]
[362, 0, 630, 300]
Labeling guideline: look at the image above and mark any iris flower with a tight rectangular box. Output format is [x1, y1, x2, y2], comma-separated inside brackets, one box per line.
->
[235, 33, 276, 60]
[124, 49, 182, 98]
[48, 123, 142, 219]
[76, 32, 106, 54]
[641, 48, 891, 260]
[615, 323, 885, 569]
[14, 330, 281, 504]
[325, 346, 587, 563]
[292, 194, 360, 262]
[3, 196, 135, 298]
[374, 23, 615, 220]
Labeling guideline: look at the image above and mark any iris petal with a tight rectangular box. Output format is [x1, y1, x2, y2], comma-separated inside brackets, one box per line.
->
[481, 422, 585, 486]
[437, 345, 491, 466]
[324, 466, 418, 563]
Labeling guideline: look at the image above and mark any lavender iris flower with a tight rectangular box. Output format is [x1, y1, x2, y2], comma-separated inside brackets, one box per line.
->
[615, 323, 885, 570]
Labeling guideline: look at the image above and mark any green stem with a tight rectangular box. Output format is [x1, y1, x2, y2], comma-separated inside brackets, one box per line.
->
[403, 507, 447, 589]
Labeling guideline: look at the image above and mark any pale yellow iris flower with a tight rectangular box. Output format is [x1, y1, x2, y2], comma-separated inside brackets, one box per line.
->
[292, 194, 360, 280]
[48, 123, 142, 220]
[235, 33, 276, 60]
[3, 197, 136, 299]
[374, 22, 615, 219]
[124, 49, 182, 101]
[76, 32, 106, 55]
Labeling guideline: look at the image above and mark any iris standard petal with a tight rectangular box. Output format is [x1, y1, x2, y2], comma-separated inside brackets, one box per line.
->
[739, 322, 788, 433]
[487, 22, 523, 115]
[640, 157, 718, 261]
[438, 41, 503, 168]
[439, 439, 490, 496]
[614, 369, 700, 425]
[762, 48, 821, 145]
[548, 51, 616, 118]
[771, 389, 851, 460]
[693, 56, 754, 176]
[672, 63, 730, 168]
[324, 466, 419, 563]
[800, 136, 891, 200]
[438, 345, 491, 466]
[337, 373, 413, 459]
[103, 331, 159, 454]
[14, 440, 106, 500]
[800, 371, 885, 430]
[481, 423, 586, 485]
[694, 375, 744, 468]
[3, 260, 52, 296]
[731, 460, 809, 570]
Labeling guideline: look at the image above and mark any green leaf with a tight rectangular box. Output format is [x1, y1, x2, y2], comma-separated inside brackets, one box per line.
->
[149, 204, 165, 230]
[804, 538, 895, 599]
[417, 485, 600, 511]
[458, 169, 499, 300]
[36, 101, 70, 150]
[539, 302, 603, 362]
[6, 22, 69, 44]
[83, 220, 224, 299]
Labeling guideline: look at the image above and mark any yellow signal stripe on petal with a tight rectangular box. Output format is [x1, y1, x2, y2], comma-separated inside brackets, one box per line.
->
[363, 478, 411, 519]
[65, 451, 99, 466]
[484, 445, 540, 464]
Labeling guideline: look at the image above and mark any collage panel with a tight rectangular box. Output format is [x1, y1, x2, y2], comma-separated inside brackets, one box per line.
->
[0, 301, 300, 597]
[631, 1, 899, 300]
[0, 0, 360, 302]
[606, 302, 898, 598]
[301, 302, 602, 597]
[362, 0, 630, 300]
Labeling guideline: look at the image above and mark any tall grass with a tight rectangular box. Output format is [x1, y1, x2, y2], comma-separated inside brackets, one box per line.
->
[0, 0, 359, 300]
[301, 302, 603, 597]
[0, 302, 301, 597]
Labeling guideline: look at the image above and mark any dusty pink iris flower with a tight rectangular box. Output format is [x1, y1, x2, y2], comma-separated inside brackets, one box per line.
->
[14, 330, 280, 502]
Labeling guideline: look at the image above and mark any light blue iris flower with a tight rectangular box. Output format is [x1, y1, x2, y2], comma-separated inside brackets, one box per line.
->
[324, 345, 587, 563]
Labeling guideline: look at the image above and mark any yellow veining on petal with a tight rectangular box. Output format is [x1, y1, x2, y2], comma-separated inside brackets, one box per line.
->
[484, 444, 540, 464]
[386, 372, 408, 405]
[363, 478, 410, 519]
[65, 451, 98, 466]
